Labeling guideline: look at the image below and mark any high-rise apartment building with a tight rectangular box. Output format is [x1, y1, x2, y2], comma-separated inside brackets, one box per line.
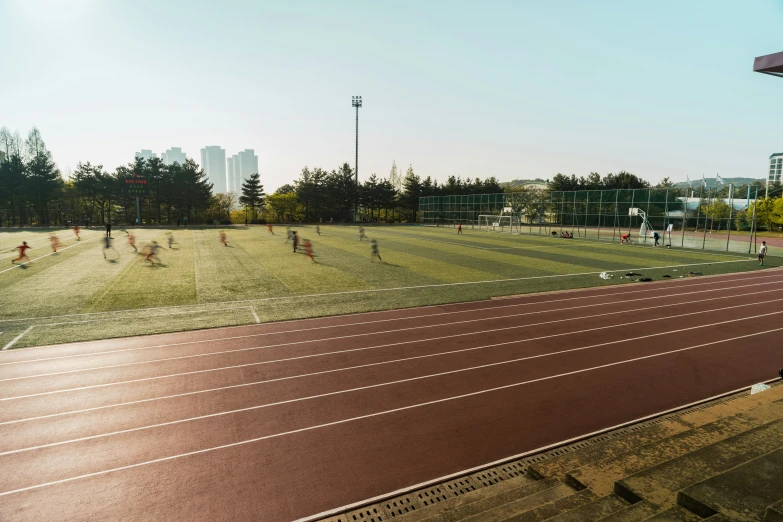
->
[134, 150, 157, 161]
[200, 146, 227, 193]
[225, 149, 259, 193]
[161, 147, 187, 166]
[236, 149, 259, 181]
[769, 153, 783, 193]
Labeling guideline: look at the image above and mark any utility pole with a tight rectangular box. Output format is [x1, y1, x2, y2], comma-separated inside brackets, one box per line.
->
[352, 95, 362, 220]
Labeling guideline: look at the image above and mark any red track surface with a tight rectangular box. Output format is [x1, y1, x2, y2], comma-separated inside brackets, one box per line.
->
[1, 269, 783, 521]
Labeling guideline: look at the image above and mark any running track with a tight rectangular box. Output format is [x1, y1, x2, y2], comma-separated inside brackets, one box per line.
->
[1, 269, 782, 521]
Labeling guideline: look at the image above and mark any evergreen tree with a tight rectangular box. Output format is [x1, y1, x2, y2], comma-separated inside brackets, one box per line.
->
[239, 172, 265, 221]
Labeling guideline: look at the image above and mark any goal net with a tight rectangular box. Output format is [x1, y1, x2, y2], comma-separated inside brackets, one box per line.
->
[478, 214, 521, 233]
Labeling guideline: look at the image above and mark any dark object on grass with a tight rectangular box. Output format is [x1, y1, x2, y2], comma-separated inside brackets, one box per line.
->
[639, 277, 652, 282]
[662, 275, 671, 278]
[688, 271, 703, 276]
[625, 272, 642, 277]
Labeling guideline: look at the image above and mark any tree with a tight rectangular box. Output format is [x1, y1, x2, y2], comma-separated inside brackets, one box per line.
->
[656, 177, 676, 188]
[401, 166, 422, 221]
[239, 173, 265, 222]
[208, 193, 237, 222]
[266, 192, 302, 222]
[389, 160, 402, 192]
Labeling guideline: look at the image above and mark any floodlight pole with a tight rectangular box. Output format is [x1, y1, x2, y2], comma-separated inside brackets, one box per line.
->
[352, 95, 362, 220]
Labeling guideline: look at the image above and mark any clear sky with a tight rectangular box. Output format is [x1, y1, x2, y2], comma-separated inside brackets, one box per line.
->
[1, 0, 782, 191]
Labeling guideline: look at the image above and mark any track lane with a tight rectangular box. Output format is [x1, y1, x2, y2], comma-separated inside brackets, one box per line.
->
[0, 310, 780, 494]
[0, 326, 780, 521]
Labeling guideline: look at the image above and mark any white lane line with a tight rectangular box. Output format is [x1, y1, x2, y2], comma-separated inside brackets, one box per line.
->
[2, 327, 34, 351]
[0, 236, 101, 275]
[5, 278, 782, 382]
[4, 270, 776, 365]
[0, 257, 756, 325]
[4, 294, 781, 422]
[250, 306, 260, 324]
[2, 324, 782, 498]
[296, 376, 783, 522]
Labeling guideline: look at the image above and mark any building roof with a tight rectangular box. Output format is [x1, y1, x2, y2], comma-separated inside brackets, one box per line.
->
[754, 51, 783, 77]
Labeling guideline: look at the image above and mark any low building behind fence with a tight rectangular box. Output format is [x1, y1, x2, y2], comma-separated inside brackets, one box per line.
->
[419, 186, 762, 253]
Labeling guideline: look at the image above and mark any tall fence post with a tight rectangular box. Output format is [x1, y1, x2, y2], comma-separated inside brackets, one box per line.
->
[597, 191, 603, 240]
[726, 184, 733, 252]
[612, 191, 619, 242]
[681, 189, 687, 247]
[627, 190, 635, 237]
[702, 187, 711, 249]
[644, 189, 651, 244]
[559, 193, 565, 236]
[584, 191, 590, 238]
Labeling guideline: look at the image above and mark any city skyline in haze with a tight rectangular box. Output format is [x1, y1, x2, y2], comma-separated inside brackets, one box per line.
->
[1, 0, 782, 192]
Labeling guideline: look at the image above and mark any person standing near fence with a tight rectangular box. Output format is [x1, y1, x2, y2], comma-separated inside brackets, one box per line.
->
[653, 231, 660, 247]
[457, 223, 462, 234]
[759, 241, 768, 266]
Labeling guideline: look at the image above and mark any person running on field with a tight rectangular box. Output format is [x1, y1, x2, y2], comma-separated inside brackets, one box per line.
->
[457, 223, 462, 234]
[219, 231, 228, 246]
[621, 232, 631, 244]
[49, 234, 62, 253]
[316, 224, 321, 236]
[73, 225, 80, 240]
[359, 226, 367, 241]
[127, 232, 138, 252]
[105, 222, 112, 238]
[292, 231, 299, 252]
[303, 238, 315, 262]
[267, 223, 275, 235]
[370, 239, 381, 262]
[759, 241, 768, 266]
[144, 241, 161, 264]
[11, 242, 31, 264]
[653, 231, 660, 247]
[167, 232, 175, 249]
[102, 235, 118, 259]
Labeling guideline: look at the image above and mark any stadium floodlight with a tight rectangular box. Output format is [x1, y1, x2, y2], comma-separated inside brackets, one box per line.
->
[352, 96, 362, 218]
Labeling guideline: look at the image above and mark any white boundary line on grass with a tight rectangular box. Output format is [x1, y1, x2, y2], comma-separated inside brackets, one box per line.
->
[3, 294, 780, 420]
[250, 306, 260, 323]
[5, 279, 782, 381]
[2, 271, 780, 365]
[0, 236, 101, 275]
[295, 373, 783, 522]
[2, 327, 33, 351]
[0, 257, 758, 326]
[2, 324, 782, 498]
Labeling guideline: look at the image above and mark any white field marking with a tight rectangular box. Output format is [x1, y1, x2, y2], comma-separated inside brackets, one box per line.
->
[3, 309, 781, 455]
[356, 229, 594, 251]
[4, 293, 780, 422]
[5, 277, 781, 382]
[0, 257, 756, 326]
[2, 326, 782, 498]
[0, 236, 101, 275]
[2, 327, 34, 351]
[296, 377, 783, 522]
[250, 306, 260, 324]
[2, 271, 778, 367]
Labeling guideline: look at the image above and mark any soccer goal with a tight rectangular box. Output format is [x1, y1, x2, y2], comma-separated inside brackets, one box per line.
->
[478, 208, 521, 233]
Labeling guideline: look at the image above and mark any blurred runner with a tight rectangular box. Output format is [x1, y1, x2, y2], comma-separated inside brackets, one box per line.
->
[11, 242, 31, 264]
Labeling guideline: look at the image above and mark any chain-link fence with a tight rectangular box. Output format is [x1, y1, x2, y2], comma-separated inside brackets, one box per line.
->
[420, 186, 762, 254]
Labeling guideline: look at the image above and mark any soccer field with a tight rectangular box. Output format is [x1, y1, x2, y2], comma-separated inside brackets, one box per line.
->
[0, 225, 776, 349]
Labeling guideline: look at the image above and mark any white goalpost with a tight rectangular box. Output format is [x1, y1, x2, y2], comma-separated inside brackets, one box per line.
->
[478, 206, 521, 233]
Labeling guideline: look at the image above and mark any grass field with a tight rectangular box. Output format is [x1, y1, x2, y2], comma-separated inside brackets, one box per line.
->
[0, 224, 778, 349]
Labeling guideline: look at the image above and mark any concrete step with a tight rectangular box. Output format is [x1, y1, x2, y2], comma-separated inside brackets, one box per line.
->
[458, 483, 586, 522]
[596, 500, 660, 522]
[566, 401, 783, 497]
[543, 493, 629, 521]
[765, 499, 783, 522]
[615, 418, 783, 510]
[642, 505, 703, 521]
[529, 385, 783, 482]
[677, 448, 783, 520]
[389, 477, 555, 522]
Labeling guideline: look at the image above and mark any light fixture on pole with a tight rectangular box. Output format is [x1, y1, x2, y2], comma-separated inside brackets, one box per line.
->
[352, 95, 362, 219]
